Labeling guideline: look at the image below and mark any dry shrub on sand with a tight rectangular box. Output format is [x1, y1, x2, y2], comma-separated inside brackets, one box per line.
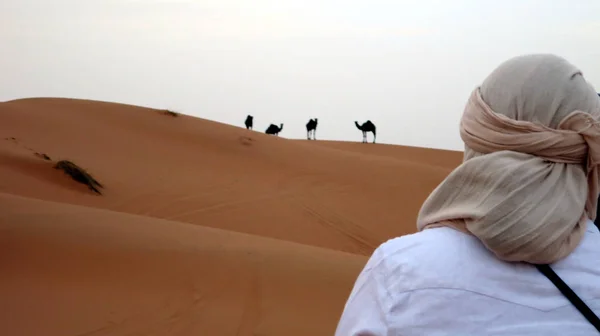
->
[35, 152, 51, 161]
[161, 109, 179, 117]
[54, 160, 104, 195]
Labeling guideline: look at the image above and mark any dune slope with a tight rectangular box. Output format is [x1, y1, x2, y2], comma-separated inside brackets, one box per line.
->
[0, 97, 462, 335]
[305, 139, 462, 170]
[0, 98, 462, 255]
[0, 192, 367, 336]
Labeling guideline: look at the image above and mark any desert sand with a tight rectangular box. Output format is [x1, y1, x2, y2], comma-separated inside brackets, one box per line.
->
[0, 98, 462, 335]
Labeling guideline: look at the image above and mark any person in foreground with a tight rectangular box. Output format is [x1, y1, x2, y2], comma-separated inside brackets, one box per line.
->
[335, 54, 600, 335]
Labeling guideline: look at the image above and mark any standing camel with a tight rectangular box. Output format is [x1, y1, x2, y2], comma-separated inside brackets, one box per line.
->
[265, 123, 284, 136]
[244, 115, 253, 130]
[306, 118, 318, 140]
[355, 120, 376, 143]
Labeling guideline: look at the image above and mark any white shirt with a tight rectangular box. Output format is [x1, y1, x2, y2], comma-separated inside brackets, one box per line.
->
[335, 220, 600, 335]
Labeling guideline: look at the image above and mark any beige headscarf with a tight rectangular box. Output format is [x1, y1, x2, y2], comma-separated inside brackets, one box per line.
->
[417, 54, 600, 264]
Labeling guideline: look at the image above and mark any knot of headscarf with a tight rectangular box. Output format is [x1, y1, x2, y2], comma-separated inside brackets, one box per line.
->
[417, 87, 600, 264]
[461, 88, 600, 219]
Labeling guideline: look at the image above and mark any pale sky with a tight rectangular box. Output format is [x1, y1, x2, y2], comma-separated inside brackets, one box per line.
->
[2, 0, 600, 151]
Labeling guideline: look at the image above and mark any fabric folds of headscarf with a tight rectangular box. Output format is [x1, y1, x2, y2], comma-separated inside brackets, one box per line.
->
[417, 57, 600, 264]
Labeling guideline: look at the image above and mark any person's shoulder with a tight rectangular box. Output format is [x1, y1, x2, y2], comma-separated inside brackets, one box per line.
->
[377, 226, 486, 263]
[373, 227, 498, 292]
[372, 222, 600, 296]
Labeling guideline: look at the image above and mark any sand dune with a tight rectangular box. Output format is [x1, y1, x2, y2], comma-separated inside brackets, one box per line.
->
[305, 139, 462, 170]
[1, 193, 366, 336]
[0, 97, 462, 335]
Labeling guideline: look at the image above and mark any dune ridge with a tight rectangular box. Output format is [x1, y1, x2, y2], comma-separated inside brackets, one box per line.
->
[0, 97, 462, 335]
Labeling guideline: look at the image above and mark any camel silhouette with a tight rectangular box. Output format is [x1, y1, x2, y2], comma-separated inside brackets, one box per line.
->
[244, 115, 253, 130]
[265, 123, 283, 136]
[355, 120, 376, 143]
[306, 118, 318, 140]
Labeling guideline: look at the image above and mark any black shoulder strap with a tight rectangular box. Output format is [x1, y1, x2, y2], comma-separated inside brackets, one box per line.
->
[536, 264, 600, 332]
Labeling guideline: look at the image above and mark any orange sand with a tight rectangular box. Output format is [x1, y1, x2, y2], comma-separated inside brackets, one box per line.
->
[0, 98, 462, 335]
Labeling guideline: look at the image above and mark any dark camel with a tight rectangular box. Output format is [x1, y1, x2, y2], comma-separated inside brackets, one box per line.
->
[244, 115, 253, 130]
[306, 118, 318, 140]
[265, 123, 283, 136]
[355, 120, 376, 143]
